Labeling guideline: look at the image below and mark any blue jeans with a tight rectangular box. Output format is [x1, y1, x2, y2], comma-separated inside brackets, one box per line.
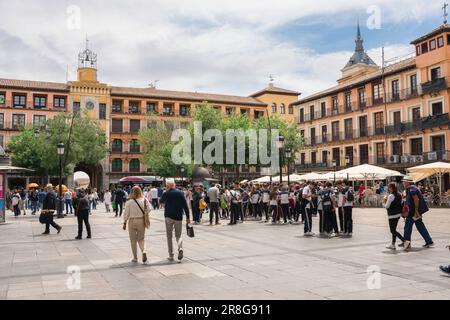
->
[65, 199, 73, 214]
[31, 201, 39, 214]
[404, 216, 432, 243]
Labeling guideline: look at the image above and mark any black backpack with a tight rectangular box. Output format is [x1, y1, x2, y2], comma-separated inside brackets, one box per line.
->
[321, 190, 333, 211]
[345, 189, 355, 202]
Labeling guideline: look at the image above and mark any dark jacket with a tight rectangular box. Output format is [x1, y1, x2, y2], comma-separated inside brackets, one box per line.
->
[387, 192, 402, 216]
[74, 194, 90, 212]
[114, 189, 126, 204]
[160, 188, 189, 221]
[42, 192, 56, 211]
[405, 185, 429, 217]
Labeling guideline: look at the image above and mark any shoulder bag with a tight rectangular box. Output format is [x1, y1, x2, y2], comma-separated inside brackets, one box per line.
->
[134, 199, 150, 229]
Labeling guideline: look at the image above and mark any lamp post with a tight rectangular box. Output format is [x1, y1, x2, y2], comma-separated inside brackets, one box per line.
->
[285, 147, 292, 186]
[332, 160, 337, 185]
[180, 166, 185, 186]
[278, 135, 285, 184]
[345, 156, 350, 181]
[56, 142, 65, 218]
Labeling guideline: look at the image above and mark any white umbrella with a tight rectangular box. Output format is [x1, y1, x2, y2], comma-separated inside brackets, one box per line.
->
[337, 164, 403, 180]
[295, 172, 327, 181]
[407, 162, 450, 204]
[251, 176, 272, 183]
[320, 171, 348, 181]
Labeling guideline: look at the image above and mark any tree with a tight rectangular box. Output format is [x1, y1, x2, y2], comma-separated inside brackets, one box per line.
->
[8, 113, 108, 176]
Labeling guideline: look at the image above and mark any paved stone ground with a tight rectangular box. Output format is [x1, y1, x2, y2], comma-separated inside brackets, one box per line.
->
[0, 205, 450, 300]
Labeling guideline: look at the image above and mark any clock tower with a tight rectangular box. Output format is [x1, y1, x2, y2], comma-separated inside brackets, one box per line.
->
[68, 39, 111, 190]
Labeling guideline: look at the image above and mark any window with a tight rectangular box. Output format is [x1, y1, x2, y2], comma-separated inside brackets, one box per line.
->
[0, 135, 3, 148]
[410, 138, 423, 155]
[344, 118, 353, 139]
[373, 82, 383, 103]
[112, 100, 123, 113]
[299, 109, 304, 123]
[392, 140, 403, 156]
[33, 115, 46, 126]
[180, 104, 190, 116]
[321, 102, 326, 117]
[332, 148, 340, 165]
[416, 45, 421, 56]
[430, 67, 441, 81]
[322, 150, 328, 165]
[345, 146, 353, 166]
[73, 102, 80, 114]
[129, 159, 140, 172]
[33, 95, 46, 109]
[300, 153, 305, 165]
[438, 36, 444, 48]
[0, 92, 5, 105]
[129, 119, 141, 133]
[163, 103, 174, 116]
[421, 42, 428, 54]
[129, 139, 140, 152]
[111, 119, 123, 133]
[410, 74, 418, 95]
[280, 104, 286, 114]
[13, 94, 26, 108]
[12, 114, 25, 129]
[393, 111, 401, 125]
[99, 103, 106, 119]
[272, 103, 277, 113]
[412, 107, 421, 121]
[345, 92, 352, 112]
[331, 121, 340, 141]
[359, 145, 369, 164]
[321, 125, 328, 143]
[448, 34, 450, 45]
[431, 101, 443, 115]
[359, 116, 368, 137]
[111, 159, 122, 172]
[0, 113, 4, 129]
[358, 88, 365, 108]
[111, 139, 123, 152]
[391, 80, 399, 100]
[309, 105, 314, 120]
[430, 39, 436, 51]
[129, 101, 140, 114]
[53, 96, 66, 108]
[146, 102, 157, 114]
[376, 143, 385, 165]
[288, 105, 294, 114]
[374, 112, 384, 134]
[311, 152, 317, 165]
[431, 135, 445, 152]
[332, 96, 338, 114]
[226, 107, 235, 115]
[310, 128, 316, 145]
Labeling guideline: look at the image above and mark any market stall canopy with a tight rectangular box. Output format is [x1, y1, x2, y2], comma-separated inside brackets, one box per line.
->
[0, 166, 34, 172]
[295, 172, 327, 181]
[320, 171, 349, 181]
[336, 164, 403, 180]
[119, 176, 163, 184]
[407, 162, 450, 183]
[251, 176, 272, 183]
[272, 174, 306, 183]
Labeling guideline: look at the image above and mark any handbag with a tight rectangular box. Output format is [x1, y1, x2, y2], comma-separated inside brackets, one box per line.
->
[186, 224, 195, 238]
[134, 199, 150, 229]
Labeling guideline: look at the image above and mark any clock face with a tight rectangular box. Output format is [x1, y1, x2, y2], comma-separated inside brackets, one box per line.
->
[86, 101, 95, 110]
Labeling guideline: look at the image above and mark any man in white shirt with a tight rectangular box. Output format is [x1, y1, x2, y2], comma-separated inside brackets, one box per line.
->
[149, 186, 159, 210]
[207, 184, 220, 225]
[302, 181, 317, 236]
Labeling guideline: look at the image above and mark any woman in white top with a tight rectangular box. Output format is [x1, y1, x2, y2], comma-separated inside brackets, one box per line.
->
[104, 190, 112, 212]
[123, 186, 151, 264]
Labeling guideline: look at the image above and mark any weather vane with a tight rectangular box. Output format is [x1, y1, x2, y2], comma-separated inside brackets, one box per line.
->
[269, 74, 274, 83]
[443, 2, 448, 24]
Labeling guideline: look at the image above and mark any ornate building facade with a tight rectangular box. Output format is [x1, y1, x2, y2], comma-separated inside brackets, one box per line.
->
[293, 23, 450, 189]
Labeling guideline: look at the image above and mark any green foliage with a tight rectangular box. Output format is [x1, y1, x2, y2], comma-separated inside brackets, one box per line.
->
[140, 103, 304, 176]
[8, 113, 108, 175]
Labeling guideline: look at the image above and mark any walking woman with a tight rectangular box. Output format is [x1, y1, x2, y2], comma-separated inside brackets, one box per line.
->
[383, 182, 405, 249]
[73, 189, 92, 240]
[123, 186, 151, 264]
[269, 187, 279, 224]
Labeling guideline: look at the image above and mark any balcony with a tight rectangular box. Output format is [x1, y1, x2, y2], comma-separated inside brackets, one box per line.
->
[421, 77, 447, 95]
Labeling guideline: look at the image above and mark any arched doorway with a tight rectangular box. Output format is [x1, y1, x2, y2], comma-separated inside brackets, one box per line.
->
[73, 163, 103, 190]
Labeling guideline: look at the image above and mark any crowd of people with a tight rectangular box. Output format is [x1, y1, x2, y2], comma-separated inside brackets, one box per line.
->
[5, 177, 449, 275]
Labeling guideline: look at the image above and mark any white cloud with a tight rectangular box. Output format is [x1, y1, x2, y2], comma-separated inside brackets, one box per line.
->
[0, 0, 443, 97]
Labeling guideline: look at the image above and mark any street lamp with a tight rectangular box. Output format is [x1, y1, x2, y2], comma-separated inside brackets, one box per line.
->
[285, 147, 292, 186]
[277, 135, 285, 184]
[345, 156, 350, 180]
[56, 142, 65, 218]
[332, 159, 337, 185]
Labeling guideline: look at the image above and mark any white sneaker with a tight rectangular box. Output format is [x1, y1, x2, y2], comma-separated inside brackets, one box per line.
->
[385, 243, 396, 250]
[403, 241, 411, 252]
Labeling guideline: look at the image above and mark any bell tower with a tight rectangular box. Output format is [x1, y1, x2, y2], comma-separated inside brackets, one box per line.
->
[77, 38, 98, 82]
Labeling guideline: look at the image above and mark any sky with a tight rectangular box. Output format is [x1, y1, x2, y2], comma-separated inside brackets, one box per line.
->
[0, 0, 446, 98]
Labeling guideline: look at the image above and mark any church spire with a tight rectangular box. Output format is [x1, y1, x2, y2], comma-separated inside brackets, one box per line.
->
[343, 21, 377, 69]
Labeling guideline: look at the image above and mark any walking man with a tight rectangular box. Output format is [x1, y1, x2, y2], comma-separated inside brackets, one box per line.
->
[160, 179, 190, 262]
[402, 176, 433, 251]
[342, 180, 354, 237]
[207, 184, 220, 225]
[114, 186, 126, 217]
[64, 189, 73, 214]
[41, 184, 62, 235]
[149, 185, 159, 210]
